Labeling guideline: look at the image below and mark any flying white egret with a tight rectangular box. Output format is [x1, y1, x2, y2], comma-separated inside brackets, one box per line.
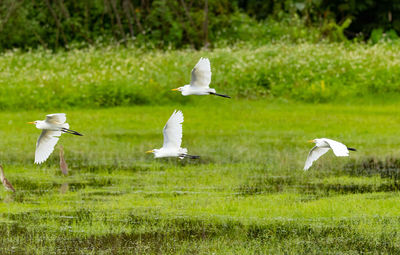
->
[28, 113, 83, 164]
[171, 57, 230, 98]
[304, 138, 356, 170]
[146, 110, 199, 159]
[0, 165, 15, 192]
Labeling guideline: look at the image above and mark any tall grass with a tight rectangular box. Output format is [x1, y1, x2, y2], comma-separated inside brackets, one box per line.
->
[1, 42, 400, 110]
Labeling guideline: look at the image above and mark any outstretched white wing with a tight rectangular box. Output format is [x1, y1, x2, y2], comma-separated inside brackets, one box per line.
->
[190, 57, 212, 88]
[323, 138, 349, 157]
[162, 110, 183, 149]
[46, 113, 67, 124]
[35, 130, 62, 164]
[304, 146, 330, 170]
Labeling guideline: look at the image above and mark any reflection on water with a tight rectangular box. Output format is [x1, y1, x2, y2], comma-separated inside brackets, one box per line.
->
[59, 183, 69, 194]
[3, 193, 14, 203]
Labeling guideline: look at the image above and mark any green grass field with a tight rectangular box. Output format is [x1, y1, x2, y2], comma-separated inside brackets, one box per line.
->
[0, 99, 400, 254]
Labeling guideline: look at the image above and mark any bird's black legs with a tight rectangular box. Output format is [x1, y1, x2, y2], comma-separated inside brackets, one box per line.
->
[209, 92, 231, 98]
[180, 154, 200, 159]
[347, 147, 357, 151]
[61, 128, 83, 136]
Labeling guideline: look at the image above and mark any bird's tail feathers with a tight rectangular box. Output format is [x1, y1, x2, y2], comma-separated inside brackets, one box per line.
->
[178, 148, 199, 159]
[347, 147, 357, 151]
[182, 154, 200, 159]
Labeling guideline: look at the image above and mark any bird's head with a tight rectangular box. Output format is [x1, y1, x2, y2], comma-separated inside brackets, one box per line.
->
[146, 149, 160, 157]
[27, 121, 39, 126]
[171, 87, 184, 92]
[146, 149, 154, 154]
[308, 139, 325, 146]
[28, 120, 46, 129]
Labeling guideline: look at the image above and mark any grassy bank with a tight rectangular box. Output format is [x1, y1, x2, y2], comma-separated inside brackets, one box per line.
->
[1, 42, 400, 110]
[0, 100, 399, 253]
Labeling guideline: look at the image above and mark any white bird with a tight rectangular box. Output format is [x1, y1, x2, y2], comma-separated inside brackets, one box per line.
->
[28, 113, 83, 164]
[304, 138, 356, 171]
[146, 110, 199, 159]
[171, 57, 230, 98]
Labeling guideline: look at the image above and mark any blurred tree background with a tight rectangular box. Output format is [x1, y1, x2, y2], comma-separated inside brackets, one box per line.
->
[0, 0, 398, 51]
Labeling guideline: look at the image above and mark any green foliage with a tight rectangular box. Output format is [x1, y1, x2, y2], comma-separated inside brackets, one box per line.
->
[0, 0, 398, 51]
[238, 0, 400, 42]
[321, 17, 352, 42]
[0, 0, 243, 51]
[321, 0, 400, 39]
[369, 28, 399, 44]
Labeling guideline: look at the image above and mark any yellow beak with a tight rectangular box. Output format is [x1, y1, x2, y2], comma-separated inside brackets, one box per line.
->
[27, 122, 35, 124]
[171, 88, 179, 91]
[308, 140, 315, 143]
[145, 150, 154, 154]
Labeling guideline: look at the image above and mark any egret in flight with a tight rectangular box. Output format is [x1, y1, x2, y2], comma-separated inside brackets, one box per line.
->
[304, 138, 356, 170]
[146, 110, 199, 159]
[0, 165, 15, 192]
[28, 113, 83, 164]
[171, 57, 230, 98]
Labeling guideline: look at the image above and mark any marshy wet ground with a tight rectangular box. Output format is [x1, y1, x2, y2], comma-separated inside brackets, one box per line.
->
[0, 156, 399, 254]
[0, 102, 400, 253]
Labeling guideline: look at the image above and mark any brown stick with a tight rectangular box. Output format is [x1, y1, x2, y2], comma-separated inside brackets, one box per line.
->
[56, 0, 70, 18]
[104, 0, 118, 38]
[141, 0, 150, 13]
[179, 0, 195, 28]
[33, 31, 48, 49]
[57, 0, 93, 44]
[123, 0, 135, 37]
[110, 0, 126, 42]
[45, 0, 68, 47]
[127, 0, 143, 33]
[171, 6, 195, 47]
[0, 0, 21, 32]
[203, 0, 209, 49]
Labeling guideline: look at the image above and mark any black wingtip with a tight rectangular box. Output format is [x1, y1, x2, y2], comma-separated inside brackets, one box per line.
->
[62, 128, 83, 136]
[209, 92, 231, 98]
[69, 130, 83, 136]
[347, 147, 357, 151]
[182, 154, 200, 159]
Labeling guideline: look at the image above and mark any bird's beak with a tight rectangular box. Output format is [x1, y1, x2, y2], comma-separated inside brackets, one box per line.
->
[308, 140, 315, 143]
[145, 150, 154, 154]
[171, 88, 179, 91]
[27, 122, 35, 124]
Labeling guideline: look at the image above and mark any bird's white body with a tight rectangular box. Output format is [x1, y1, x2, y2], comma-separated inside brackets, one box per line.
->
[180, 84, 216, 96]
[147, 110, 189, 159]
[35, 120, 69, 131]
[304, 138, 352, 171]
[173, 58, 226, 97]
[30, 113, 70, 164]
[152, 148, 188, 158]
